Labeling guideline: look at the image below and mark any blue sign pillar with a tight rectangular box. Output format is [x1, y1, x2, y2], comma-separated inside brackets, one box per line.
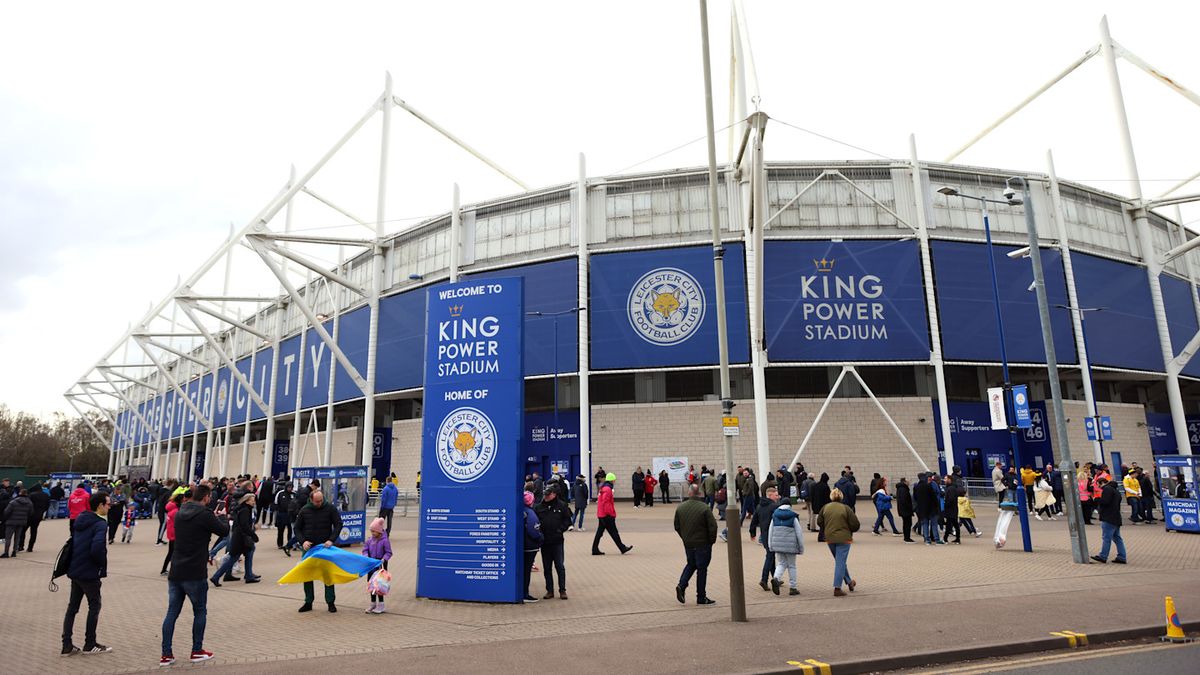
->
[371, 427, 393, 483]
[417, 277, 525, 603]
[270, 440, 290, 480]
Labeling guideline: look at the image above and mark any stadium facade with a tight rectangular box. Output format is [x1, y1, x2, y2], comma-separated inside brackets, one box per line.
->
[85, 156, 1200, 493]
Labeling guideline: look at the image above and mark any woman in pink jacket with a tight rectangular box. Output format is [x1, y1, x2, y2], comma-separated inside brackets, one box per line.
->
[160, 493, 183, 575]
[591, 473, 632, 555]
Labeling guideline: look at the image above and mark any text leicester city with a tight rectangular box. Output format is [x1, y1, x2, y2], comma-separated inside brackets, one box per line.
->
[801, 273, 887, 341]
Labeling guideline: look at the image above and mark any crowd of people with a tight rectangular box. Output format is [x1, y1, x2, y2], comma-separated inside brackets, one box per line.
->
[17, 454, 1190, 664]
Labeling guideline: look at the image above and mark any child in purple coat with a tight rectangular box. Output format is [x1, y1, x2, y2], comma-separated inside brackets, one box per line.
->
[362, 517, 393, 613]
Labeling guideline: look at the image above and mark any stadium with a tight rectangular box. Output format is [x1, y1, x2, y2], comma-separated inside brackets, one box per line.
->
[66, 23, 1200, 497]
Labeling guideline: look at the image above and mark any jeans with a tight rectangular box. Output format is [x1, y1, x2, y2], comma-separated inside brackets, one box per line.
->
[572, 505, 586, 529]
[541, 542, 566, 593]
[774, 552, 798, 589]
[48, 499, 58, 519]
[1098, 521, 1127, 561]
[62, 578, 102, 649]
[760, 542, 776, 583]
[378, 507, 394, 534]
[211, 547, 254, 581]
[740, 496, 755, 523]
[161, 579, 208, 655]
[828, 543, 852, 589]
[3, 525, 24, 555]
[591, 516, 626, 552]
[704, 495, 715, 511]
[872, 510, 897, 533]
[678, 545, 712, 600]
[919, 517, 941, 543]
[960, 518, 977, 535]
[1126, 497, 1143, 522]
[209, 536, 228, 559]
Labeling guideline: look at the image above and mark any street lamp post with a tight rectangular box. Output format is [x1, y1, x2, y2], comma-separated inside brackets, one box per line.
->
[937, 185, 1033, 552]
[1056, 304, 1105, 459]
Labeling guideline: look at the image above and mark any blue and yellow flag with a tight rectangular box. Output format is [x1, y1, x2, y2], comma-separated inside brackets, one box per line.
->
[278, 545, 383, 586]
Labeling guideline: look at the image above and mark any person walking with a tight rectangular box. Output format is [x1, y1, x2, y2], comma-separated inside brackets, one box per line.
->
[701, 472, 718, 512]
[818, 488, 860, 597]
[521, 491, 543, 602]
[942, 476, 961, 544]
[895, 477, 915, 543]
[1047, 465, 1065, 516]
[1021, 465, 1039, 513]
[570, 475, 589, 531]
[591, 473, 632, 555]
[155, 480, 175, 544]
[768, 498, 805, 596]
[749, 486, 781, 592]
[1033, 475, 1057, 521]
[1077, 465, 1094, 525]
[160, 492, 183, 576]
[105, 490, 123, 545]
[61, 492, 112, 656]
[210, 493, 260, 586]
[673, 484, 717, 606]
[362, 517, 392, 613]
[26, 483, 49, 552]
[810, 473, 831, 538]
[1138, 469, 1159, 523]
[534, 487, 571, 600]
[68, 484, 90, 531]
[49, 481, 66, 520]
[659, 469, 671, 504]
[957, 491, 980, 538]
[1091, 475, 1127, 564]
[161, 484, 228, 665]
[274, 483, 296, 555]
[739, 468, 759, 525]
[255, 476, 275, 526]
[835, 471, 859, 512]
[294, 490, 343, 612]
[2, 488, 33, 558]
[871, 478, 900, 536]
[377, 479, 398, 535]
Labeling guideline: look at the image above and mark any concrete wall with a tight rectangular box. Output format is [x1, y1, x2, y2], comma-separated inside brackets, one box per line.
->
[288, 427, 360, 469]
[1043, 399, 1152, 472]
[389, 418, 423, 491]
[591, 397, 940, 498]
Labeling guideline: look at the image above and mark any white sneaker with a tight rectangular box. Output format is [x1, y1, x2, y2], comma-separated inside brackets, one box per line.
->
[567, 526, 574, 532]
[1034, 514, 1043, 521]
[365, 602, 377, 613]
[372, 602, 386, 614]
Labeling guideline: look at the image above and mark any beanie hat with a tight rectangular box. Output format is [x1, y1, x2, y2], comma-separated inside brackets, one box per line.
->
[523, 491, 535, 506]
[369, 517, 386, 534]
[605, 472, 616, 483]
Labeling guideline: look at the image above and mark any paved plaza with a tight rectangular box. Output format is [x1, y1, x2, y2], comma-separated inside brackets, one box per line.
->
[4, 502, 1200, 674]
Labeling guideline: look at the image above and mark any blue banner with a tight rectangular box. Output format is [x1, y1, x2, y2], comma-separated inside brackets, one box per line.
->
[1012, 385, 1032, 429]
[418, 277, 525, 603]
[1160, 274, 1200, 378]
[468, 258, 579, 377]
[270, 440, 290, 481]
[590, 244, 749, 370]
[522, 410, 581, 480]
[1071, 253, 1160, 372]
[933, 400, 1053, 474]
[932, 241, 1075, 364]
[193, 449, 205, 481]
[296, 465, 368, 544]
[764, 239, 929, 362]
[371, 427, 393, 483]
[1163, 498, 1200, 533]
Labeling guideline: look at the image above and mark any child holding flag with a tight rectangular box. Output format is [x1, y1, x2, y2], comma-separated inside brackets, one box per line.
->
[362, 517, 392, 613]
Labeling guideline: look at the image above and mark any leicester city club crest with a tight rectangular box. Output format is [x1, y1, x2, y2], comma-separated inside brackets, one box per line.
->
[627, 267, 705, 346]
[216, 379, 229, 416]
[435, 407, 498, 483]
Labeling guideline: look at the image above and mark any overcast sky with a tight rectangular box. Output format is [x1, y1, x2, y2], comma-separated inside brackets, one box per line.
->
[2, 1, 1198, 419]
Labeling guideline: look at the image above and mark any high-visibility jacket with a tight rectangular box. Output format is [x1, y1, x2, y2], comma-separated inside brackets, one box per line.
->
[1092, 472, 1110, 500]
[1123, 474, 1142, 498]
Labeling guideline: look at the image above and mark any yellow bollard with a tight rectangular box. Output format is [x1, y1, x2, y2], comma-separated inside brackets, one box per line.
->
[1162, 596, 1194, 643]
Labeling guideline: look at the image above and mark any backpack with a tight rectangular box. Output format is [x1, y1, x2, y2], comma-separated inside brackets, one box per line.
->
[50, 536, 73, 592]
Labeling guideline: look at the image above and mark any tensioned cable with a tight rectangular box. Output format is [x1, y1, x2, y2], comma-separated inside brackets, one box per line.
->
[608, 121, 738, 176]
[768, 116, 895, 161]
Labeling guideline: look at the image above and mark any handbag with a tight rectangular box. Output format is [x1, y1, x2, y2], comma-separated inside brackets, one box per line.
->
[367, 568, 392, 596]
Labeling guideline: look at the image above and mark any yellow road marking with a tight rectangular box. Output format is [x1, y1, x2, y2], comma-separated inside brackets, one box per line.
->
[914, 640, 1188, 674]
[785, 658, 831, 674]
[1049, 631, 1078, 647]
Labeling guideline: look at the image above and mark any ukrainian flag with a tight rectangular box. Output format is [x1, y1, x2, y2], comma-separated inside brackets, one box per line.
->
[278, 545, 383, 586]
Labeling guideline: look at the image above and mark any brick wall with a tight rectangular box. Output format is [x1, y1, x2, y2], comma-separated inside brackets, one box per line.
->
[1042, 399, 1152, 471]
[389, 418, 423, 491]
[591, 397, 940, 498]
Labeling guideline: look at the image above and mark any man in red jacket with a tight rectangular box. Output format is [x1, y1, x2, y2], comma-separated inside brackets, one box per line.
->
[591, 473, 632, 555]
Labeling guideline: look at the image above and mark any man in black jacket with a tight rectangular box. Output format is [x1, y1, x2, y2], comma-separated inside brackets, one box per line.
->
[748, 486, 781, 591]
[1091, 476, 1127, 564]
[913, 474, 942, 545]
[163, 484, 229, 665]
[62, 492, 111, 656]
[294, 490, 343, 613]
[274, 483, 296, 553]
[535, 490, 572, 599]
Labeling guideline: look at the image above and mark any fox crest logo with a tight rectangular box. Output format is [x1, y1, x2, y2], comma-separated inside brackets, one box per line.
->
[216, 380, 228, 416]
[435, 407, 497, 483]
[627, 267, 705, 346]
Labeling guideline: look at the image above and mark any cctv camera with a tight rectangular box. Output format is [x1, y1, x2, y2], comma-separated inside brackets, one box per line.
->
[1002, 186, 1022, 204]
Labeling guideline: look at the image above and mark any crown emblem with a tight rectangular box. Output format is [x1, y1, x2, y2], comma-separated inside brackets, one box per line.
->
[813, 258, 835, 273]
[448, 304, 464, 317]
